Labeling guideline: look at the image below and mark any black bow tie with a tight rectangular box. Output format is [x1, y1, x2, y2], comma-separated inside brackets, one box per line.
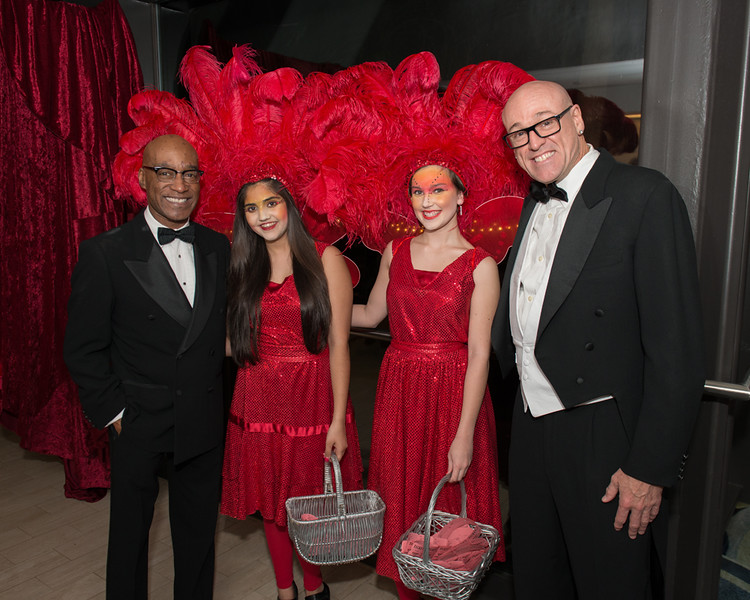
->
[529, 180, 568, 203]
[158, 224, 195, 245]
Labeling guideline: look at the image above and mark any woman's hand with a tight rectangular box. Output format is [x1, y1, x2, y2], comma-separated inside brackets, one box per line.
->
[325, 420, 348, 461]
[447, 433, 473, 482]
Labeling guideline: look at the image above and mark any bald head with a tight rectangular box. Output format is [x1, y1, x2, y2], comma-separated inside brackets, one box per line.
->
[502, 80, 588, 184]
[142, 134, 198, 166]
[503, 81, 574, 130]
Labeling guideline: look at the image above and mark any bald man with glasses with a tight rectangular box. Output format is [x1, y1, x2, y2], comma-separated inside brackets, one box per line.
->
[65, 135, 230, 599]
[491, 81, 705, 599]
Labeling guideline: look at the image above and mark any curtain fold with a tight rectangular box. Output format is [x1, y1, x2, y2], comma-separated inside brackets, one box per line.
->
[0, 0, 143, 500]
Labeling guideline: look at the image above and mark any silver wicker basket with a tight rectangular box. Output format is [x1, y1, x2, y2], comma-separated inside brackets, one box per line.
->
[392, 475, 500, 600]
[285, 453, 385, 566]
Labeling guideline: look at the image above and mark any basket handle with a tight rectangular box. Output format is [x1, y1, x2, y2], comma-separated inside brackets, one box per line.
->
[421, 474, 467, 564]
[323, 453, 346, 517]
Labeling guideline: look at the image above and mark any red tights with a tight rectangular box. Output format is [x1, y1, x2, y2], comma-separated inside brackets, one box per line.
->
[395, 580, 420, 599]
[263, 519, 323, 592]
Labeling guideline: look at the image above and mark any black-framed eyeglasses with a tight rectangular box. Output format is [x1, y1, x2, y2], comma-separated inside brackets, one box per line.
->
[503, 105, 574, 149]
[143, 166, 204, 184]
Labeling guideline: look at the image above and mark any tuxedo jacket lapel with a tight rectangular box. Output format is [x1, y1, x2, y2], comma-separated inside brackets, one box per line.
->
[179, 231, 218, 355]
[499, 197, 536, 305]
[537, 151, 615, 338]
[124, 213, 193, 330]
[492, 196, 536, 373]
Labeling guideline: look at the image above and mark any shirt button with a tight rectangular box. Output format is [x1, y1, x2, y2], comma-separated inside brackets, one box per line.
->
[538, 256, 543, 262]
[585, 343, 594, 351]
[595, 308, 605, 317]
[576, 377, 584, 384]
[523, 359, 530, 366]
[527, 295, 533, 302]
[523, 374, 529, 381]
[524, 347, 531, 354]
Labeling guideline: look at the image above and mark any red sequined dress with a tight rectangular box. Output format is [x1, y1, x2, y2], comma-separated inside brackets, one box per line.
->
[221, 244, 363, 526]
[369, 237, 505, 581]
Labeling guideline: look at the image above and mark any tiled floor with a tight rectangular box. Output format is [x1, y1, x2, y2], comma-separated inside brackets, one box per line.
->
[0, 337, 512, 599]
[0, 425, 402, 600]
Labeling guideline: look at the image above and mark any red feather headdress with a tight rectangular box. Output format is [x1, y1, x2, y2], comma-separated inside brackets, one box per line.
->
[299, 51, 534, 261]
[112, 46, 532, 260]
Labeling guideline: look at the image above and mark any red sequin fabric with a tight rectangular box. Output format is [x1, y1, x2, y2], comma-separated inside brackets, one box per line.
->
[369, 238, 505, 581]
[221, 245, 363, 526]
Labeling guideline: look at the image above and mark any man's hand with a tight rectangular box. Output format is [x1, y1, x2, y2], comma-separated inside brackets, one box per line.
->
[601, 468, 663, 539]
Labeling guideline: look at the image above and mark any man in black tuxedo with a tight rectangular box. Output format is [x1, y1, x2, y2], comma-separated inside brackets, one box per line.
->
[491, 81, 704, 599]
[65, 134, 230, 599]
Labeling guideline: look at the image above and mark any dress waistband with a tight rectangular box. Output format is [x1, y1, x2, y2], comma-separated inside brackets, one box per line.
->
[390, 340, 467, 354]
[257, 345, 328, 362]
[228, 412, 354, 437]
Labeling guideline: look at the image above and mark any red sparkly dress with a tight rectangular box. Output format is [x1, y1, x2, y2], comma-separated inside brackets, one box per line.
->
[221, 243, 363, 526]
[369, 237, 505, 581]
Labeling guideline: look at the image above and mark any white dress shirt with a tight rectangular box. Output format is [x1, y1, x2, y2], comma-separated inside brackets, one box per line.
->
[510, 146, 605, 416]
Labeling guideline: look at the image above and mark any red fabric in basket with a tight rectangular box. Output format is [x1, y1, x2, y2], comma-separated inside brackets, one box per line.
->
[400, 518, 488, 571]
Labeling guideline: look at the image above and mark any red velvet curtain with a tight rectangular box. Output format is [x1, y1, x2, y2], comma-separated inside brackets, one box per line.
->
[0, 0, 143, 500]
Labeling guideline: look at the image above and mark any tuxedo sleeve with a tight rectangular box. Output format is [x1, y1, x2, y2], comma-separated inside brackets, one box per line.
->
[64, 238, 126, 428]
[622, 178, 705, 486]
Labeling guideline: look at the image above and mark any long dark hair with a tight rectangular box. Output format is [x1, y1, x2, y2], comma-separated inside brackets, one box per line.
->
[227, 178, 331, 366]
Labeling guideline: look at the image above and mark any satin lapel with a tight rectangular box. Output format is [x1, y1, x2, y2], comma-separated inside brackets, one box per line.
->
[537, 153, 614, 338]
[179, 231, 218, 354]
[493, 197, 535, 347]
[124, 214, 193, 329]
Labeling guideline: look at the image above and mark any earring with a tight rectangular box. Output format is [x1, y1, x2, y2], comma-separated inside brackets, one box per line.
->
[578, 130, 584, 135]
[459, 204, 463, 216]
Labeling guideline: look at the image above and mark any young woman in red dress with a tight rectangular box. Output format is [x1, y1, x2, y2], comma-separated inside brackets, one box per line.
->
[222, 177, 362, 600]
[351, 165, 504, 599]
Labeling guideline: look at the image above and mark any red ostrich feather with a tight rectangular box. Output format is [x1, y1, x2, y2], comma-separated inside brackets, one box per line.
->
[112, 45, 532, 257]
